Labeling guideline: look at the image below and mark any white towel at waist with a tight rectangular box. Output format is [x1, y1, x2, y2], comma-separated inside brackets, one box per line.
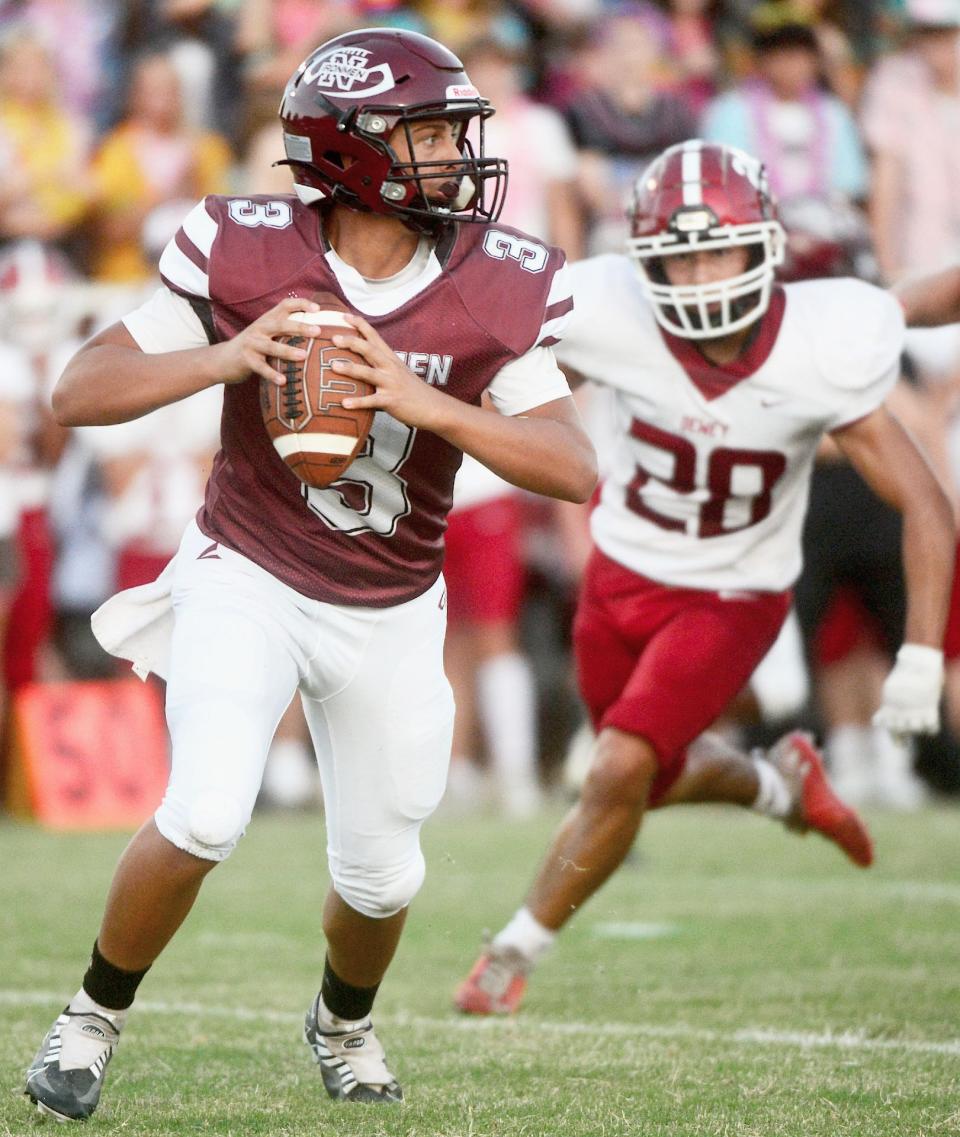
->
[91, 557, 176, 682]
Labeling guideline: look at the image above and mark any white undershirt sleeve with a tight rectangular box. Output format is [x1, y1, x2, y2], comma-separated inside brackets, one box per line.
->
[485, 345, 572, 416]
[122, 287, 211, 354]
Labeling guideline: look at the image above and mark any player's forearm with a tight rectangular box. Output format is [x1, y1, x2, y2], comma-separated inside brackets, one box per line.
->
[53, 342, 226, 427]
[835, 406, 955, 645]
[901, 490, 956, 647]
[434, 400, 598, 504]
[894, 265, 960, 328]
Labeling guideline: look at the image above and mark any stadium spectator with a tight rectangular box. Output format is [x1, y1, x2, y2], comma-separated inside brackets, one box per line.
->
[0, 0, 122, 126]
[77, 386, 222, 595]
[414, 0, 531, 55]
[441, 33, 584, 815]
[0, 28, 92, 248]
[23, 26, 595, 1122]
[752, 0, 865, 104]
[455, 140, 953, 1017]
[652, 0, 725, 116]
[236, 0, 362, 97]
[443, 454, 543, 819]
[88, 50, 232, 283]
[0, 326, 31, 742]
[0, 242, 75, 703]
[861, 1, 960, 285]
[564, 4, 697, 254]
[113, 1, 245, 145]
[240, 111, 295, 196]
[460, 34, 583, 257]
[701, 17, 869, 207]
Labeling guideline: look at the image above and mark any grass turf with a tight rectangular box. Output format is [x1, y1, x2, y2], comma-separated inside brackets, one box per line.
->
[1, 803, 958, 1135]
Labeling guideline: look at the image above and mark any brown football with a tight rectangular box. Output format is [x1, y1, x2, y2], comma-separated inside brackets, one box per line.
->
[261, 309, 374, 489]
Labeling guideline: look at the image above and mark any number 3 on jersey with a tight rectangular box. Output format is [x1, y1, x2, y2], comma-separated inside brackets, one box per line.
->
[304, 413, 415, 537]
[627, 419, 786, 538]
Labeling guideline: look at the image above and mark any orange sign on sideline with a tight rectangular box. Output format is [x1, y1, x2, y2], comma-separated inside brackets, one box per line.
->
[6, 678, 169, 830]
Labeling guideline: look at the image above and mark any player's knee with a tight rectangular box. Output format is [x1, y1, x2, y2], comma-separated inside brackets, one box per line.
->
[584, 730, 658, 807]
[155, 790, 248, 861]
[332, 850, 426, 918]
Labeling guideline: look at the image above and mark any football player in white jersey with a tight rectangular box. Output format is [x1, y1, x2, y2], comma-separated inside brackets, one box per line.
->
[455, 140, 955, 1016]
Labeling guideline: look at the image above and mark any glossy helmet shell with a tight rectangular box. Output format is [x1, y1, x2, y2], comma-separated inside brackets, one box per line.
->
[627, 140, 785, 339]
[278, 27, 508, 233]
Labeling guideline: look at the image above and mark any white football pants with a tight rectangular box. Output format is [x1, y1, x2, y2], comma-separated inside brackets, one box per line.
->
[156, 520, 454, 918]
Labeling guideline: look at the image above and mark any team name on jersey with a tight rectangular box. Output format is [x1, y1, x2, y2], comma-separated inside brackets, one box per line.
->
[681, 414, 728, 439]
[394, 351, 453, 387]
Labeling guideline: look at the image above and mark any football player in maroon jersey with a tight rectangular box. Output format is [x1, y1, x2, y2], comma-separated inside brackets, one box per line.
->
[455, 140, 954, 1017]
[24, 28, 596, 1121]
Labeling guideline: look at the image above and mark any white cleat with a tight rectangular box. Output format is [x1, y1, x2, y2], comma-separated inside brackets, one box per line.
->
[303, 994, 402, 1103]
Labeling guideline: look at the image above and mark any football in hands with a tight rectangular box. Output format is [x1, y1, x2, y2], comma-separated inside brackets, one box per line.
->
[261, 307, 374, 489]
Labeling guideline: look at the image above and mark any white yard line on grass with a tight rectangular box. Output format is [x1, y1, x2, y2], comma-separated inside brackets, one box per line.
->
[2, 989, 958, 1058]
[716, 877, 960, 905]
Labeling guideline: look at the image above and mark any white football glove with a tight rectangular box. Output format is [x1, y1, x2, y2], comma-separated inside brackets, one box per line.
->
[872, 644, 944, 737]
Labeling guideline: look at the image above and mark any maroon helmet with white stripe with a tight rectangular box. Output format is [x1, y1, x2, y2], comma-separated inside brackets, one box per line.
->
[278, 27, 508, 234]
[627, 140, 785, 339]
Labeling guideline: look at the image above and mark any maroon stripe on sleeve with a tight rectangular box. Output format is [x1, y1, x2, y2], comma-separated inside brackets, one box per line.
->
[543, 296, 574, 321]
[175, 229, 209, 272]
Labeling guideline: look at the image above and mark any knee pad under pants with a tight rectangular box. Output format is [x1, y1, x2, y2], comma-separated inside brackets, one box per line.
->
[330, 845, 427, 918]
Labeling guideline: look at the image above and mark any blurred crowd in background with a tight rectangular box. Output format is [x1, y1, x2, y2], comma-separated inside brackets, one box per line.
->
[2, 0, 960, 820]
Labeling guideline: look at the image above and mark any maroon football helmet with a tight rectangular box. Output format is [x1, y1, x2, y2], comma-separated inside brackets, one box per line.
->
[627, 140, 785, 338]
[278, 28, 508, 233]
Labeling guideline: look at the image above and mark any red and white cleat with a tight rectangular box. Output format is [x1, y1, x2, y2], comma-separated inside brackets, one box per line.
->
[768, 731, 874, 868]
[454, 947, 530, 1016]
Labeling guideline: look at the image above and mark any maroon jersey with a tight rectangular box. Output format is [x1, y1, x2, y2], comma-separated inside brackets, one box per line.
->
[158, 194, 572, 606]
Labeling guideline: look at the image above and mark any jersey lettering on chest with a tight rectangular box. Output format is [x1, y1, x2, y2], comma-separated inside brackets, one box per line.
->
[680, 414, 729, 440]
[393, 351, 453, 386]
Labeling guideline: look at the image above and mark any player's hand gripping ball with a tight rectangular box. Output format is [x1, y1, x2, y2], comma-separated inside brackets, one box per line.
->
[261, 301, 374, 489]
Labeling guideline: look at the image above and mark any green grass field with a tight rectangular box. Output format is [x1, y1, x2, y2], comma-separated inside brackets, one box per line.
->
[1, 803, 958, 1136]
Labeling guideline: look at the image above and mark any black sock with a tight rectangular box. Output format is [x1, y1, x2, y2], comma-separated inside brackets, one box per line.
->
[320, 956, 379, 1021]
[82, 940, 150, 1011]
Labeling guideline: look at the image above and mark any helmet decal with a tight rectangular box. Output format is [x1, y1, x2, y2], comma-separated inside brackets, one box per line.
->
[727, 148, 767, 196]
[301, 46, 396, 100]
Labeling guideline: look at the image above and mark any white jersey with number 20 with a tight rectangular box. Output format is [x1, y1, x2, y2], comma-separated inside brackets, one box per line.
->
[556, 255, 904, 592]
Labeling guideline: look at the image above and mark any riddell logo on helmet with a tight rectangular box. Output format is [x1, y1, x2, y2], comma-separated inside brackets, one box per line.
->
[302, 47, 396, 99]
